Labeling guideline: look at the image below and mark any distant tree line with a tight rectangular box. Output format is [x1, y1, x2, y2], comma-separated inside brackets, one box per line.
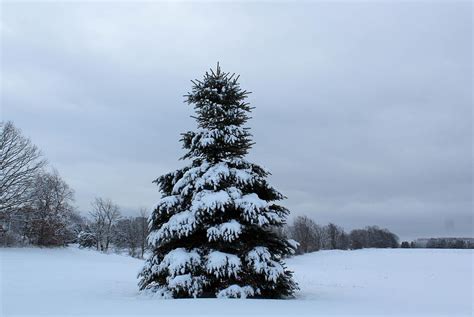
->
[0, 121, 149, 257]
[285, 215, 474, 255]
[285, 216, 399, 254]
[400, 238, 474, 249]
[77, 198, 149, 258]
[0, 121, 78, 246]
[2, 121, 471, 256]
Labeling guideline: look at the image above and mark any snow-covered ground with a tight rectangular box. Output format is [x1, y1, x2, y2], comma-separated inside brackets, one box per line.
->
[1, 247, 472, 316]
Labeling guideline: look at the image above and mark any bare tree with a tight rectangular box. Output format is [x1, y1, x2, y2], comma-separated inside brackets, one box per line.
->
[287, 216, 322, 254]
[0, 121, 46, 228]
[321, 223, 348, 250]
[89, 203, 106, 250]
[26, 170, 75, 246]
[137, 208, 149, 258]
[112, 208, 148, 258]
[113, 217, 138, 256]
[90, 197, 120, 251]
[365, 226, 399, 248]
[349, 226, 399, 249]
[349, 229, 368, 249]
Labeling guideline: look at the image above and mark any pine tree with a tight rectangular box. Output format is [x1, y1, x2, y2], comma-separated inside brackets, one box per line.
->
[138, 64, 298, 298]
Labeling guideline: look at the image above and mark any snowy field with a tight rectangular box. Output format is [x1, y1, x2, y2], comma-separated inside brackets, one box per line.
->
[1, 247, 472, 317]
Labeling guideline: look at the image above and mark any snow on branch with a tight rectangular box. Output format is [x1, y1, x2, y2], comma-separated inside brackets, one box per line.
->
[247, 247, 284, 282]
[216, 285, 257, 299]
[207, 220, 242, 242]
[191, 190, 231, 216]
[141, 282, 173, 299]
[172, 163, 210, 195]
[148, 211, 196, 246]
[206, 251, 241, 278]
[157, 195, 181, 210]
[156, 248, 201, 277]
[175, 161, 259, 195]
[235, 193, 269, 222]
[166, 274, 203, 298]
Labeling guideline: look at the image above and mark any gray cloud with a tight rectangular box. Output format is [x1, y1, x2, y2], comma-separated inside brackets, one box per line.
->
[1, 1, 472, 240]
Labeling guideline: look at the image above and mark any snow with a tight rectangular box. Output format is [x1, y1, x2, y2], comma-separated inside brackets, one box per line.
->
[172, 163, 209, 195]
[286, 239, 299, 252]
[141, 248, 204, 298]
[206, 251, 241, 278]
[1, 247, 472, 316]
[191, 190, 231, 214]
[177, 162, 256, 194]
[171, 160, 261, 198]
[152, 159, 282, 247]
[148, 210, 196, 245]
[149, 160, 281, 246]
[192, 124, 248, 149]
[247, 247, 284, 282]
[217, 285, 256, 299]
[150, 186, 276, 246]
[168, 273, 193, 288]
[195, 163, 231, 189]
[207, 220, 242, 242]
[235, 193, 268, 219]
[141, 282, 173, 299]
[166, 274, 203, 297]
[257, 211, 282, 226]
[232, 168, 253, 184]
[157, 248, 201, 276]
[156, 195, 180, 210]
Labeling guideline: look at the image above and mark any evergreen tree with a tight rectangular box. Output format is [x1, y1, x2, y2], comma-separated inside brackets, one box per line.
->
[138, 64, 298, 298]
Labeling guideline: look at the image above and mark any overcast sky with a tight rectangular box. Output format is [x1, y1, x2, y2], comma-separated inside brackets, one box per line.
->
[1, 1, 472, 240]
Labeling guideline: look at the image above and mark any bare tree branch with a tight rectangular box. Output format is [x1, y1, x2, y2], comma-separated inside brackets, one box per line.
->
[89, 197, 121, 251]
[0, 121, 46, 222]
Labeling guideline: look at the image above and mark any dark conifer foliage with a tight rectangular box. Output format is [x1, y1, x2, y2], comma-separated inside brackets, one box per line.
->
[139, 64, 297, 298]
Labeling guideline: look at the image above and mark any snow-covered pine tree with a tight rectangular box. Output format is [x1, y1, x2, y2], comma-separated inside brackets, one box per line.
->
[138, 64, 298, 299]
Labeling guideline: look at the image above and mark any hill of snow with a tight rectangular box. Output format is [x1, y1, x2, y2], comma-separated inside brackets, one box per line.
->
[1, 247, 472, 316]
